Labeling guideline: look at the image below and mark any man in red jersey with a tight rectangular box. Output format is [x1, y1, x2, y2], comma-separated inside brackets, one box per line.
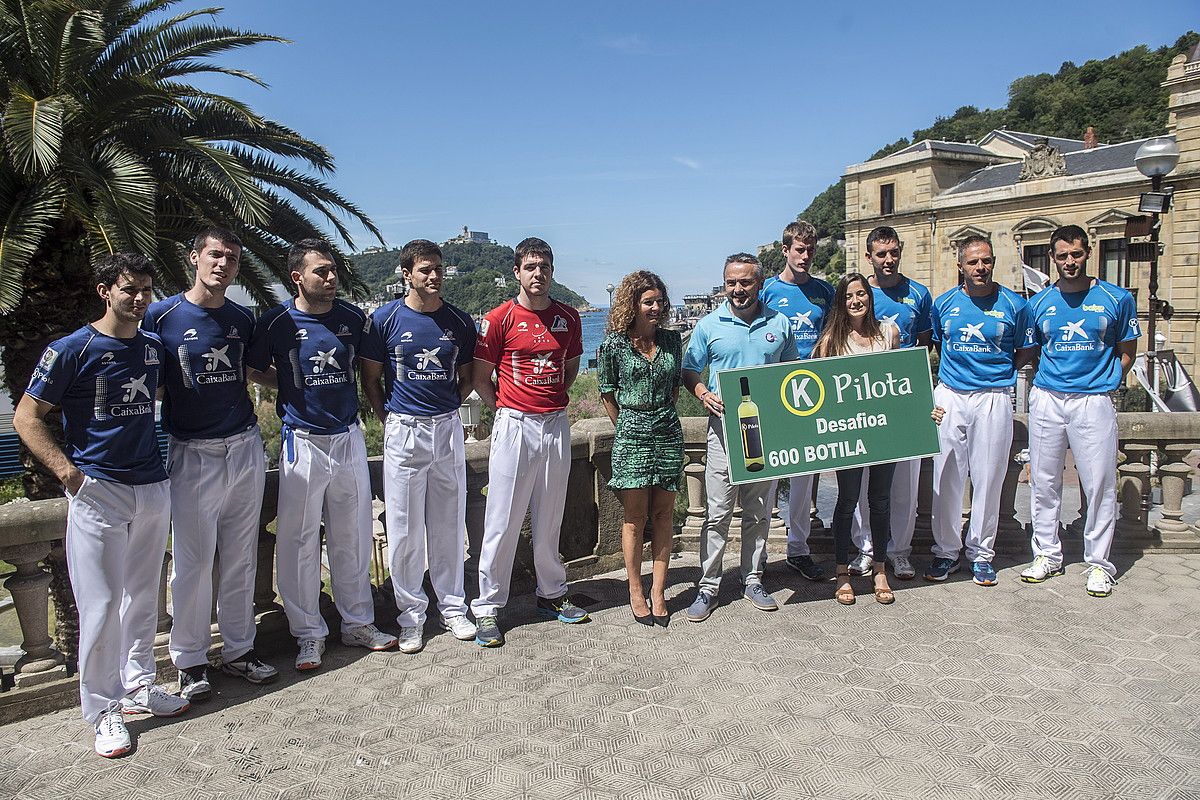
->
[471, 238, 588, 646]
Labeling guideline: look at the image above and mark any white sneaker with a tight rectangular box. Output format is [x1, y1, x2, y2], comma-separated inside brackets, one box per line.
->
[1085, 566, 1116, 597]
[120, 684, 190, 717]
[397, 626, 423, 654]
[296, 638, 325, 671]
[94, 704, 131, 758]
[341, 623, 398, 651]
[847, 552, 873, 576]
[888, 555, 916, 580]
[440, 615, 477, 641]
[1020, 555, 1065, 583]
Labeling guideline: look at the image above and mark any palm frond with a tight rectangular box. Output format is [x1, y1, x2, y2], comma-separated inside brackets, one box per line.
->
[3, 90, 66, 175]
[0, 170, 67, 311]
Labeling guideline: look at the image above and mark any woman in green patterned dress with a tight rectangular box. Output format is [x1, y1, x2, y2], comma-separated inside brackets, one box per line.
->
[598, 271, 684, 627]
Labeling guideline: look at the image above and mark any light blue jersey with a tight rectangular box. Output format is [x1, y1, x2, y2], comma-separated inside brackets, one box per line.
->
[682, 301, 799, 395]
[1028, 280, 1139, 394]
[26, 326, 167, 485]
[871, 277, 932, 348]
[931, 285, 1035, 391]
[760, 274, 835, 359]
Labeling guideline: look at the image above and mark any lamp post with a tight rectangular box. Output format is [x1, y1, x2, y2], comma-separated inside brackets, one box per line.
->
[606, 282, 615, 308]
[1134, 136, 1181, 404]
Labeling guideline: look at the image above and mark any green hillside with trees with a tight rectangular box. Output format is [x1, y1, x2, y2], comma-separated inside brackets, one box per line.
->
[762, 32, 1199, 280]
[347, 239, 590, 311]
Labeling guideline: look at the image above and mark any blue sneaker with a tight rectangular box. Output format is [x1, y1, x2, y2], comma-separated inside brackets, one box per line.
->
[686, 590, 718, 622]
[536, 595, 589, 624]
[971, 561, 998, 586]
[475, 615, 504, 647]
[743, 583, 779, 611]
[923, 557, 961, 582]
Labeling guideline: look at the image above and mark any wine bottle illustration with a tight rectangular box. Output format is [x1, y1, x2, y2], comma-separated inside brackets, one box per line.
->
[738, 376, 765, 472]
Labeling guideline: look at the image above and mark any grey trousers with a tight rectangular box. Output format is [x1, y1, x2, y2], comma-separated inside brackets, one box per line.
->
[699, 416, 775, 592]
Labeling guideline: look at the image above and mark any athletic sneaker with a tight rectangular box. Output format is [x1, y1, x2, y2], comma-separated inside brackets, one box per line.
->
[121, 684, 190, 717]
[177, 665, 211, 702]
[440, 615, 477, 641]
[1020, 555, 1065, 583]
[536, 595, 590, 624]
[220, 650, 278, 684]
[397, 626, 423, 654]
[94, 704, 131, 758]
[475, 615, 504, 648]
[889, 555, 916, 580]
[341, 623, 398, 651]
[971, 561, 998, 586]
[923, 557, 961, 582]
[686, 590, 718, 622]
[847, 552, 873, 576]
[295, 638, 325, 671]
[785, 554, 826, 581]
[1085, 566, 1116, 597]
[743, 583, 779, 611]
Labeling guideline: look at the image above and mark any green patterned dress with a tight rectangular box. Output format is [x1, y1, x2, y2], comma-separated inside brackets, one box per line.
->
[597, 328, 684, 492]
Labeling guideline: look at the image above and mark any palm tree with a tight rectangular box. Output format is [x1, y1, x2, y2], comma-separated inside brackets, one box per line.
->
[0, 0, 384, 496]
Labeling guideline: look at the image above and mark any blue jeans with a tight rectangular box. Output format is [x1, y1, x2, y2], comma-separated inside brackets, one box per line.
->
[834, 464, 895, 565]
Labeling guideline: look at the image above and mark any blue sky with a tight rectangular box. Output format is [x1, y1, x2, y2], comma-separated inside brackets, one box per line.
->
[203, 1, 1197, 303]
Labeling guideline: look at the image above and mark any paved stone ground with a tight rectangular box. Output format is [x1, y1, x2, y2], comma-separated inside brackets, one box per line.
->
[1, 546, 1198, 800]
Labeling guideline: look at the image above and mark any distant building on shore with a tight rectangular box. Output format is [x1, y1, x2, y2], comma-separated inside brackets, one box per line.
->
[445, 226, 493, 245]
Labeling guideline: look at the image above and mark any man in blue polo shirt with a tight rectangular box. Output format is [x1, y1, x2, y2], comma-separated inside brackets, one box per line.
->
[850, 226, 933, 581]
[362, 239, 478, 654]
[247, 238, 397, 671]
[1022, 225, 1138, 597]
[928, 235, 1036, 586]
[760, 220, 834, 582]
[143, 228, 279, 701]
[682, 252, 799, 622]
[15, 253, 189, 758]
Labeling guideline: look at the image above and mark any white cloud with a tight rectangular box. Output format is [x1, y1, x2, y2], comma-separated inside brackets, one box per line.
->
[672, 156, 702, 171]
[599, 34, 649, 53]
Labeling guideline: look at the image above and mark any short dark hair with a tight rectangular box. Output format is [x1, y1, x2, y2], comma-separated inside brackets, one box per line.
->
[287, 238, 337, 274]
[191, 227, 242, 253]
[956, 235, 993, 263]
[399, 239, 442, 273]
[94, 252, 156, 288]
[782, 221, 818, 249]
[1049, 225, 1089, 251]
[865, 226, 901, 253]
[724, 252, 763, 280]
[514, 237, 553, 268]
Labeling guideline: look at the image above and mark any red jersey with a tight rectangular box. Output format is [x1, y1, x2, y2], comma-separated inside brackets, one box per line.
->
[476, 299, 583, 412]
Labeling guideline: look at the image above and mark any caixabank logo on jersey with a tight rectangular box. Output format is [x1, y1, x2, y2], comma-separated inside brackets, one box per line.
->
[717, 348, 939, 485]
[94, 370, 155, 420]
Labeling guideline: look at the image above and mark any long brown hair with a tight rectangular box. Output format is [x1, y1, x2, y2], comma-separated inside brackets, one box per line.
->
[606, 270, 670, 334]
[812, 272, 882, 358]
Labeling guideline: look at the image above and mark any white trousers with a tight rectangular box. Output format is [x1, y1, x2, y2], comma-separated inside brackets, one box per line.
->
[67, 477, 170, 724]
[785, 473, 815, 557]
[384, 411, 468, 627]
[276, 426, 375, 641]
[472, 408, 570, 617]
[852, 458, 920, 559]
[167, 428, 265, 668]
[1028, 386, 1118, 576]
[699, 416, 775, 591]
[931, 386, 1013, 563]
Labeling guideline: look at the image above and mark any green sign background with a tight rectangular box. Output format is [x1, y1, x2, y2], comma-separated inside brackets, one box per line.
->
[717, 348, 940, 485]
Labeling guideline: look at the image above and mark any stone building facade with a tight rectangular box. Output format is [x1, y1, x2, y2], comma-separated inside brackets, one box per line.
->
[843, 47, 1200, 375]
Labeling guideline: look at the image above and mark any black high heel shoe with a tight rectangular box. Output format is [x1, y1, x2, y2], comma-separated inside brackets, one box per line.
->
[653, 613, 669, 628]
[633, 609, 654, 626]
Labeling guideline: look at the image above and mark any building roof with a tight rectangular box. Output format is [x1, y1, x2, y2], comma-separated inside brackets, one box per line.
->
[939, 137, 1156, 197]
[890, 139, 994, 157]
[984, 129, 1093, 154]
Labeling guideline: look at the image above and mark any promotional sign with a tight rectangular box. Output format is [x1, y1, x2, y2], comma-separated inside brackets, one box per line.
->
[717, 348, 940, 485]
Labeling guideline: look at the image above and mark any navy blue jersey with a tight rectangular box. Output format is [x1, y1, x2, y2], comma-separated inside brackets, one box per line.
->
[142, 293, 257, 440]
[931, 285, 1035, 391]
[370, 300, 477, 416]
[26, 326, 167, 484]
[871, 277, 933, 348]
[760, 274, 835, 359]
[1028, 280, 1139, 394]
[246, 299, 378, 434]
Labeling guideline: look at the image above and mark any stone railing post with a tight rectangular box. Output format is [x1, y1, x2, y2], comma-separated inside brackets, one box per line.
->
[682, 457, 705, 540]
[1155, 444, 1199, 545]
[996, 453, 1025, 543]
[45, 540, 78, 668]
[0, 541, 66, 687]
[155, 551, 172, 646]
[1116, 444, 1154, 537]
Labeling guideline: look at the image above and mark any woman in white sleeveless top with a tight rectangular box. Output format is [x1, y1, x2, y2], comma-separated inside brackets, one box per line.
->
[811, 272, 901, 605]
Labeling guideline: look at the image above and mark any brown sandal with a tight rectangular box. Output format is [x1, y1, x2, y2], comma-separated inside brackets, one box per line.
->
[873, 565, 895, 604]
[835, 567, 856, 605]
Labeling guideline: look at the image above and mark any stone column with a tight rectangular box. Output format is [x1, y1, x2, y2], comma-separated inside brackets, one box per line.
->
[253, 529, 286, 633]
[1155, 444, 1198, 545]
[996, 453, 1025, 544]
[682, 459, 705, 540]
[0, 541, 67, 688]
[1116, 444, 1154, 537]
[45, 539, 78, 668]
[155, 551, 172, 647]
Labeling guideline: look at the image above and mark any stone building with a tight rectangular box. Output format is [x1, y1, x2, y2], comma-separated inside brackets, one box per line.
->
[843, 46, 1200, 374]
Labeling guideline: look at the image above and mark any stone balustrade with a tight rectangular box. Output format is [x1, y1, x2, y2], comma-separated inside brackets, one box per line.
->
[1, 412, 1198, 716]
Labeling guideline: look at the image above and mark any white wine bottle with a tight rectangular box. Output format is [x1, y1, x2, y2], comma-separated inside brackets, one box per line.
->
[738, 376, 765, 472]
